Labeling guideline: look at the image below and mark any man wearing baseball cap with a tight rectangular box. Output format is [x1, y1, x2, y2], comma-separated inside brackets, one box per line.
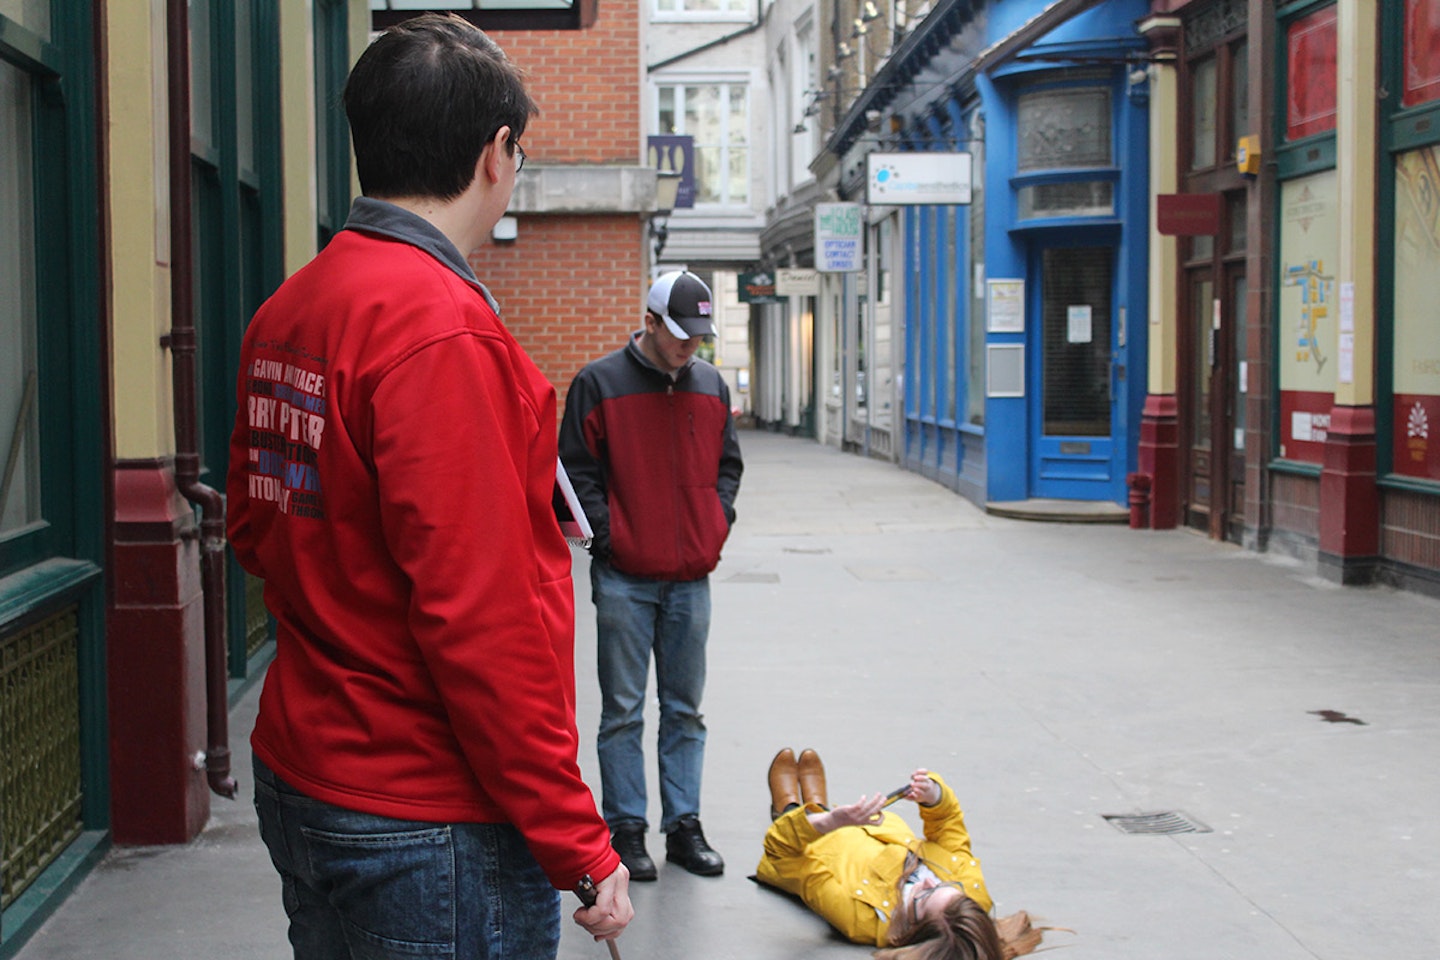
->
[560, 271, 744, 882]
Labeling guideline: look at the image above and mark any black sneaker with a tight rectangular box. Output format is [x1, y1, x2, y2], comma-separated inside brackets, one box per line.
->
[665, 816, 724, 876]
[610, 823, 657, 881]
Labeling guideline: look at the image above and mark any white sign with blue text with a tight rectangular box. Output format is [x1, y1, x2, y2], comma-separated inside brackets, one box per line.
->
[866, 153, 973, 206]
[814, 203, 863, 273]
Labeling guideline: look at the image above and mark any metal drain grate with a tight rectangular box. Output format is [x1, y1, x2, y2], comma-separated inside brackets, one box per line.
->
[1102, 811, 1211, 835]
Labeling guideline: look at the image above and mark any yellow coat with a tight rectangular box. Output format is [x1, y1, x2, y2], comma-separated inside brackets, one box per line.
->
[754, 773, 991, 947]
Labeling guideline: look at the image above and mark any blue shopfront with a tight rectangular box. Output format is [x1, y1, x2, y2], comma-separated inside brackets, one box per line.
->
[830, 0, 1150, 509]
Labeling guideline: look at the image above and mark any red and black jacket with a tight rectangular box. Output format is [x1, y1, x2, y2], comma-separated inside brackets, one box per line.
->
[560, 334, 743, 581]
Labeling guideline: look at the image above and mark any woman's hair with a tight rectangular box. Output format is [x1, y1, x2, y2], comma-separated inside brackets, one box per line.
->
[343, 12, 537, 201]
[878, 898, 1045, 960]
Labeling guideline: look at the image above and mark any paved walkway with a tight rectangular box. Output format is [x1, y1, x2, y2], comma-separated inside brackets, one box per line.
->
[13, 429, 1440, 960]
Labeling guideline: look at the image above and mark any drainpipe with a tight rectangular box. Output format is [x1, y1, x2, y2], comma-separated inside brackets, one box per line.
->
[166, 0, 237, 800]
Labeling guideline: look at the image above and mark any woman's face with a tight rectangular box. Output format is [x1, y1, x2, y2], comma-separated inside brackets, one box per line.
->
[906, 877, 965, 925]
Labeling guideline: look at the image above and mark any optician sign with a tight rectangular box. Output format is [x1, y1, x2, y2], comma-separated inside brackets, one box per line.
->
[866, 152, 973, 205]
[815, 203, 863, 272]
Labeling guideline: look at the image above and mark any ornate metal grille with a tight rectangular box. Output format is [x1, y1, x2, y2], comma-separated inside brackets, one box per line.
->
[1185, 0, 1246, 55]
[1017, 87, 1111, 171]
[1, 607, 84, 909]
[244, 571, 270, 660]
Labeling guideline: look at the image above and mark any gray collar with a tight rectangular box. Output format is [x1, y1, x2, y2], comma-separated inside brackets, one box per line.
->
[343, 197, 500, 313]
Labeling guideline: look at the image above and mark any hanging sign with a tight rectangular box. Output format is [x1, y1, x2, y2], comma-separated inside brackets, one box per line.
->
[815, 203, 863, 272]
[1156, 193, 1221, 235]
[867, 153, 973, 205]
[738, 270, 780, 304]
[776, 268, 819, 296]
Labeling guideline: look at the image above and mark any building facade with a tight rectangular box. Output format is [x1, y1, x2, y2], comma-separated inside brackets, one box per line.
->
[1, 1, 654, 953]
[1134, 0, 1440, 596]
[754, 0, 1440, 595]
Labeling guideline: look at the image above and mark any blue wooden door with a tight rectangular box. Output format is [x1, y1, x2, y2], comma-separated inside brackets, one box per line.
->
[1029, 245, 1124, 502]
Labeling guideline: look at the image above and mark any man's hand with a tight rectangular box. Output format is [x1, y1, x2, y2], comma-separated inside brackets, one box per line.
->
[573, 865, 634, 941]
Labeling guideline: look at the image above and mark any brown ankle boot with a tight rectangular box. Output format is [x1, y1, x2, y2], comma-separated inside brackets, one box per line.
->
[797, 749, 828, 809]
[767, 748, 800, 819]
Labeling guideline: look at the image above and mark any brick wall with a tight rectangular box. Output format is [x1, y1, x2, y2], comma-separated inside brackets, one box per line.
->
[473, 216, 646, 393]
[477, 6, 645, 408]
[491, 5, 640, 165]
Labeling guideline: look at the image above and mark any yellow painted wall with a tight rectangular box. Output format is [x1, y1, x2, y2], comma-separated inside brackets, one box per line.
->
[279, 0, 369, 278]
[281, 0, 319, 276]
[1147, 59, 1179, 397]
[107, 0, 370, 460]
[107, 0, 174, 460]
[1335, 0, 1377, 407]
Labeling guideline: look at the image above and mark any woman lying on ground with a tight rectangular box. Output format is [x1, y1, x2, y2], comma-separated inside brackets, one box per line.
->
[754, 748, 1048, 960]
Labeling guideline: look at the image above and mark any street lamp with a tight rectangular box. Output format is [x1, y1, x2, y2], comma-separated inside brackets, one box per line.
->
[650, 170, 682, 262]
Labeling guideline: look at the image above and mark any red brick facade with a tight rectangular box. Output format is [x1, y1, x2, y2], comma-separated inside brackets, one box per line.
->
[474, 7, 647, 402]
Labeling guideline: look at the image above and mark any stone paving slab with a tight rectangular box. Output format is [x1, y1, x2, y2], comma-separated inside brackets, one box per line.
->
[13, 429, 1439, 960]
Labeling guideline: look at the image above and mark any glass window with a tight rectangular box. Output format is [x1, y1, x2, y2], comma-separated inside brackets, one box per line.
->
[237, 0, 255, 173]
[656, 81, 749, 206]
[943, 208, 956, 422]
[1017, 181, 1113, 219]
[0, 1, 50, 39]
[654, 0, 748, 14]
[1191, 278, 1214, 449]
[1229, 40, 1249, 157]
[1277, 169, 1339, 464]
[1190, 234, 1215, 262]
[190, 0, 213, 151]
[1226, 192, 1247, 253]
[1286, 5, 1337, 140]
[1018, 87, 1111, 171]
[1404, 0, 1440, 107]
[1, 58, 40, 537]
[967, 126, 986, 426]
[1041, 247, 1113, 438]
[1191, 56, 1218, 170]
[1391, 145, 1440, 481]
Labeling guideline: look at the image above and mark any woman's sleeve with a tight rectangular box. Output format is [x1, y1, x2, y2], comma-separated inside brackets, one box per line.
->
[916, 773, 975, 857]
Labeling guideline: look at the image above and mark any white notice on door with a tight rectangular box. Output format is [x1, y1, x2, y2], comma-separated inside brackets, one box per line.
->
[1067, 305, 1092, 343]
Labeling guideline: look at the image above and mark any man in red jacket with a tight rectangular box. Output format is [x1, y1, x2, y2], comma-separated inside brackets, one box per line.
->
[560, 271, 744, 881]
[226, 15, 630, 959]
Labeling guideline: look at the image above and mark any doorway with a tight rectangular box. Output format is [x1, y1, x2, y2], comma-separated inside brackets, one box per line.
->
[1183, 264, 1247, 540]
[1030, 245, 1123, 501]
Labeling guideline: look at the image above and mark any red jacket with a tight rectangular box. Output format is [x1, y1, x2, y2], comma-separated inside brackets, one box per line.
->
[227, 205, 617, 889]
[559, 335, 743, 581]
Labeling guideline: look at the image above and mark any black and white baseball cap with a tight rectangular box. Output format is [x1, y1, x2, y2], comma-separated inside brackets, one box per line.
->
[646, 271, 716, 340]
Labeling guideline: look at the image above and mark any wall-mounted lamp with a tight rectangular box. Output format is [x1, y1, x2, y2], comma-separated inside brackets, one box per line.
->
[851, 17, 868, 37]
[492, 215, 518, 243]
[836, 41, 854, 61]
[649, 170, 682, 262]
[861, 0, 880, 22]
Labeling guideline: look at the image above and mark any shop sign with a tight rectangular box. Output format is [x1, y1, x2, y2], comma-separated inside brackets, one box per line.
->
[866, 153, 972, 205]
[738, 270, 780, 304]
[815, 203, 862, 272]
[776, 268, 819, 296]
[1156, 193, 1220, 235]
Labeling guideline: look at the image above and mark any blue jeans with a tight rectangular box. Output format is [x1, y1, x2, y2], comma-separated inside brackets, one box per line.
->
[253, 758, 560, 960]
[591, 560, 710, 834]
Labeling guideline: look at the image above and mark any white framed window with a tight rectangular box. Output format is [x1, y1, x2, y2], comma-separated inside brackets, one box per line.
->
[790, 16, 818, 188]
[653, 0, 751, 19]
[655, 80, 750, 207]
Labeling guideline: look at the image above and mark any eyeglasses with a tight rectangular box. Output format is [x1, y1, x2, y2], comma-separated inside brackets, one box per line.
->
[907, 881, 964, 926]
[511, 140, 527, 173]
